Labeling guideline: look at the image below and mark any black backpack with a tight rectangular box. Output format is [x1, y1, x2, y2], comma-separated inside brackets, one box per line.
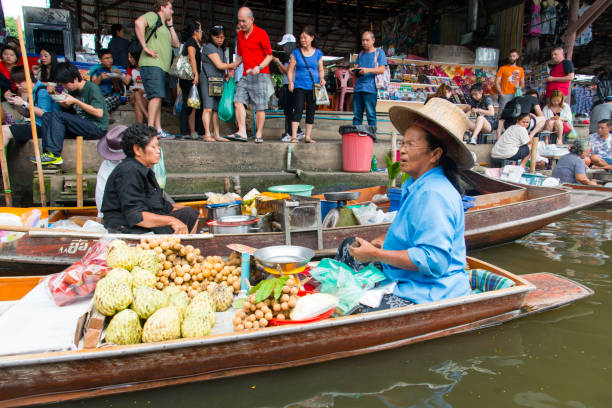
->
[128, 14, 163, 60]
[501, 98, 522, 122]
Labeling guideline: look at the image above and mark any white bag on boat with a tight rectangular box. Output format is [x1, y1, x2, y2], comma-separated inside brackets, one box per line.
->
[290, 293, 338, 321]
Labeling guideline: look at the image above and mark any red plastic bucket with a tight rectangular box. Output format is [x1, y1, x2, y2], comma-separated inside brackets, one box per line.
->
[342, 132, 374, 172]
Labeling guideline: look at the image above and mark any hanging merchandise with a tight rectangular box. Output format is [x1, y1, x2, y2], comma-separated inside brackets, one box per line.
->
[554, 1, 569, 43]
[186, 85, 201, 109]
[571, 86, 593, 115]
[574, 5, 593, 46]
[540, 2, 556, 35]
[529, 0, 542, 35]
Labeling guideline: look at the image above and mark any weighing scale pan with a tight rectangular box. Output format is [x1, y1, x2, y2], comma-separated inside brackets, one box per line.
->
[253, 245, 315, 275]
[323, 191, 361, 202]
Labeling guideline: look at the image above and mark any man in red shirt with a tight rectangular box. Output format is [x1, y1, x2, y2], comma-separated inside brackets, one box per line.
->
[228, 7, 273, 143]
[545, 45, 575, 98]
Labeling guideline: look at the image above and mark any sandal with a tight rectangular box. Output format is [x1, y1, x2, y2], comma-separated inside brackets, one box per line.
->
[213, 136, 229, 142]
[304, 139, 316, 143]
[254, 137, 264, 144]
[225, 133, 248, 142]
[290, 137, 299, 143]
[202, 135, 215, 142]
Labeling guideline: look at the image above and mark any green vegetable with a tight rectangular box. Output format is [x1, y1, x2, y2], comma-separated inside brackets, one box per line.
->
[250, 276, 291, 303]
[386, 154, 401, 187]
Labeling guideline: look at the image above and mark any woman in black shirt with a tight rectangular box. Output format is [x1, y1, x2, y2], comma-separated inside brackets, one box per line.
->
[464, 83, 496, 144]
[101, 124, 199, 234]
[179, 19, 204, 139]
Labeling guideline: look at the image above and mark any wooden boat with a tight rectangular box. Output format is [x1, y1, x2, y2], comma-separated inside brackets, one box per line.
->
[0, 173, 610, 275]
[0, 257, 593, 407]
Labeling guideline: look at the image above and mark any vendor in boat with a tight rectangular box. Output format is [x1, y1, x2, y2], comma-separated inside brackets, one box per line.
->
[101, 124, 199, 234]
[347, 98, 473, 307]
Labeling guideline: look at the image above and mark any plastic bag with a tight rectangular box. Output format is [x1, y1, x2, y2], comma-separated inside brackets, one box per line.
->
[218, 78, 235, 122]
[315, 84, 330, 105]
[173, 93, 182, 114]
[186, 85, 201, 109]
[309, 258, 386, 314]
[47, 240, 111, 306]
[152, 147, 167, 189]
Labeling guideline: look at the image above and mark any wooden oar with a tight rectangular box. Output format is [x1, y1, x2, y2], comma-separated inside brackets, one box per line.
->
[0, 103, 12, 206]
[17, 17, 46, 205]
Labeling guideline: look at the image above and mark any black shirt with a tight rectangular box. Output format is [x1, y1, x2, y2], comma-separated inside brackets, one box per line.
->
[108, 36, 130, 69]
[101, 157, 173, 233]
[516, 95, 540, 115]
[182, 37, 202, 72]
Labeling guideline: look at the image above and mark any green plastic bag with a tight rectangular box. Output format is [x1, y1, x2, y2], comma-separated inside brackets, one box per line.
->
[309, 258, 386, 314]
[152, 147, 166, 189]
[218, 78, 235, 122]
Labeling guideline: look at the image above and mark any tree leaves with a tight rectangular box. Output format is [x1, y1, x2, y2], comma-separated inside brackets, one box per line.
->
[251, 276, 291, 303]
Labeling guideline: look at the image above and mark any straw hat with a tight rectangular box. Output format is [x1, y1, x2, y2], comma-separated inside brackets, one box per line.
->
[389, 98, 474, 169]
[97, 125, 127, 161]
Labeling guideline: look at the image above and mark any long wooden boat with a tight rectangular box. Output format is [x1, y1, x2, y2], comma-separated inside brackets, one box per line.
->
[1, 173, 610, 275]
[0, 257, 593, 407]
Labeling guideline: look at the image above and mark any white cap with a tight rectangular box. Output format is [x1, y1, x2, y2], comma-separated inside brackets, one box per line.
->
[278, 34, 296, 45]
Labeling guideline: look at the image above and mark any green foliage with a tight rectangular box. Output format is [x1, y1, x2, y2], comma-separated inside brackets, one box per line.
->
[386, 154, 405, 187]
[249, 276, 290, 303]
[5, 17, 21, 39]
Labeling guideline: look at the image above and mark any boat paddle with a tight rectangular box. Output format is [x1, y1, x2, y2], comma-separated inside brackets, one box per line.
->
[0, 103, 12, 206]
[17, 17, 47, 206]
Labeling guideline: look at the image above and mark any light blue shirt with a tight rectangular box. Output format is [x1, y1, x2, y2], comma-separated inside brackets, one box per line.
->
[354, 48, 387, 94]
[32, 81, 60, 127]
[383, 166, 471, 304]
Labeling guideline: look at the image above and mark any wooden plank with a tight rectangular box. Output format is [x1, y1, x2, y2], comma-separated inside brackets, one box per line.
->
[0, 103, 12, 206]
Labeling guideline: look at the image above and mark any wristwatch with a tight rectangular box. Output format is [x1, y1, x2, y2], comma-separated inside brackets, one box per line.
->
[167, 25, 173, 28]
[257, 65, 262, 70]
[21, 102, 28, 110]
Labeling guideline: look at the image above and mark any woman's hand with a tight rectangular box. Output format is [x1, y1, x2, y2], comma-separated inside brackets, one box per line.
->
[320, 78, 326, 87]
[288, 82, 294, 92]
[193, 72, 199, 85]
[348, 237, 380, 263]
[168, 217, 188, 234]
[371, 236, 384, 249]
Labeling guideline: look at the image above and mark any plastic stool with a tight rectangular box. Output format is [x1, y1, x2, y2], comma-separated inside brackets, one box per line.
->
[538, 131, 555, 144]
[477, 133, 495, 144]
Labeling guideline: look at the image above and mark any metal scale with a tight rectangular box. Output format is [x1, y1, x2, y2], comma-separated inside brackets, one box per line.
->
[321, 191, 361, 228]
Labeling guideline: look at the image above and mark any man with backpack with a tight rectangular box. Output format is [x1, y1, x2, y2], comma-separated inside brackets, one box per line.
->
[134, 0, 179, 139]
[498, 89, 546, 141]
[352, 31, 388, 131]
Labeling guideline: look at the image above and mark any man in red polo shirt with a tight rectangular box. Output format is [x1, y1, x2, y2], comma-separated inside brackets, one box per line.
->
[228, 7, 273, 143]
[545, 45, 575, 99]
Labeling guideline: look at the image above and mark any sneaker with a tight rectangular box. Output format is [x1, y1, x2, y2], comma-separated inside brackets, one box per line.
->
[30, 152, 63, 165]
[281, 133, 292, 142]
[296, 131, 306, 140]
[468, 137, 477, 145]
[190, 132, 200, 140]
[157, 129, 175, 140]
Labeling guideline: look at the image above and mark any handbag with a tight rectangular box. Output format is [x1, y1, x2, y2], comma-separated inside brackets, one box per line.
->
[373, 48, 390, 90]
[169, 44, 195, 80]
[207, 76, 224, 97]
[298, 49, 327, 104]
[562, 121, 572, 134]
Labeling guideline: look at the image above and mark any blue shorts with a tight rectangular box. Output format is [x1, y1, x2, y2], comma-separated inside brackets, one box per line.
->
[140, 66, 168, 100]
[604, 157, 612, 165]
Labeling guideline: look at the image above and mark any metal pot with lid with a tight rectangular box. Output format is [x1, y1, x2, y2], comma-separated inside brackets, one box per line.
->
[207, 215, 260, 234]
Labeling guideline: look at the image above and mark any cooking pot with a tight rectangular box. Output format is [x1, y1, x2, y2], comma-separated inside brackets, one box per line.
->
[207, 215, 259, 234]
[205, 202, 241, 221]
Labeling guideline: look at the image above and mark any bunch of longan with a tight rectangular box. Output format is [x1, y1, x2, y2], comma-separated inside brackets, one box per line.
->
[138, 237, 242, 298]
[232, 279, 300, 331]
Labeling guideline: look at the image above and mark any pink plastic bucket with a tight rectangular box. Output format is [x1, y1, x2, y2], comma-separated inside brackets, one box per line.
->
[342, 132, 374, 172]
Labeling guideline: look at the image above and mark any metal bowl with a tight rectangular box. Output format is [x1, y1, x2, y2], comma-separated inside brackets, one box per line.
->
[217, 215, 256, 224]
[253, 245, 315, 274]
[323, 191, 361, 202]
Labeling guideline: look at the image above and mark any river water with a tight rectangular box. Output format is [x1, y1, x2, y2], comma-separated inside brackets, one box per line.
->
[49, 205, 612, 408]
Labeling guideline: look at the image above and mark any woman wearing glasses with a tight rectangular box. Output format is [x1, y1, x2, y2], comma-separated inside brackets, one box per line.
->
[201, 25, 238, 142]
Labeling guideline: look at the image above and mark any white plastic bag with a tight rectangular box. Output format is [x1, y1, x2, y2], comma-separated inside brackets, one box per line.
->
[315, 85, 330, 105]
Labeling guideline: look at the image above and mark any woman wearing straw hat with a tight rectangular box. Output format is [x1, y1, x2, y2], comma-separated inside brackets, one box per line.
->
[95, 125, 128, 217]
[347, 98, 473, 309]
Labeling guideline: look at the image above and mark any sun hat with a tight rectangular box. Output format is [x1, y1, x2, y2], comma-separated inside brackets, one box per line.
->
[278, 33, 296, 45]
[97, 125, 128, 160]
[389, 98, 474, 169]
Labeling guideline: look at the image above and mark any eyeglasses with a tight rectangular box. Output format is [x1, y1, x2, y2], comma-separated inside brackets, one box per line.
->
[400, 142, 433, 150]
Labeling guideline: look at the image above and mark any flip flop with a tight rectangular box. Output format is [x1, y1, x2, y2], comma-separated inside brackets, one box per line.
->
[225, 133, 248, 142]
[254, 137, 264, 144]
[290, 138, 299, 143]
[304, 139, 317, 143]
[202, 137, 215, 142]
[214, 136, 229, 142]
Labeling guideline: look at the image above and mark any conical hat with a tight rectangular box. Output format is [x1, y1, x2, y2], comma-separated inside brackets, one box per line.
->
[389, 98, 474, 169]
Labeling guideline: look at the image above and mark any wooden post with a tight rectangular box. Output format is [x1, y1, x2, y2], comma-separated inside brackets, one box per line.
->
[76, 136, 84, 207]
[529, 136, 539, 174]
[565, 0, 580, 61]
[391, 131, 397, 188]
[17, 17, 46, 206]
[0, 103, 12, 206]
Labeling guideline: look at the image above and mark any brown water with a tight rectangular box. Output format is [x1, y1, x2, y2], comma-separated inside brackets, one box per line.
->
[47, 205, 612, 408]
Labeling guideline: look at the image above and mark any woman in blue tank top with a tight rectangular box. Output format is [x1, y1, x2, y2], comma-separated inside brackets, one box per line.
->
[287, 26, 325, 143]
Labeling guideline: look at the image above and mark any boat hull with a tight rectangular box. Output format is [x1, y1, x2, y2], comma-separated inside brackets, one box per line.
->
[0, 259, 592, 408]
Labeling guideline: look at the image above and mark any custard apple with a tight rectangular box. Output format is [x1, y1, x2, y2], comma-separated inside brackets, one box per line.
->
[212, 283, 234, 312]
[105, 239, 127, 257]
[105, 309, 142, 345]
[106, 244, 137, 271]
[190, 292, 216, 326]
[166, 289, 190, 320]
[93, 276, 133, 316]
[181, 303, 212, 338]
[136, 250, 160, 273]
[105, 268, 133, 286]
[142, 307, 182, 343]
[131, 266, 156, 288]
[131, 286, 169, 319]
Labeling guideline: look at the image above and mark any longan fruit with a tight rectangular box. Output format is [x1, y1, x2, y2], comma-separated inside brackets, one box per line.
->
[154, 246, 163, 254]
[236, 310, 246, 319]
[264, 312, 273, 320]
[261, 306, 271, 314]
[233, 316, 242, 325]
[252, 321, 260, 329]
[236, 324, 244, 331]
[255, 310, 264, 319]
[276, 313, 286, 320]
[191, 281, 199, 289]
[243, 301, 251, 310]
[160, 241, 170, 250]
[249, 294, 256, 303]
[167, 254, 176, 262]
[280, 294, 290, 303]
[288, 298, 297, 308]
[155, 282, 164, 290]
[281, 302, 289, 311]
[244, 321, 253, 329]
[203, 269, 211, 278]
[247, 314, 256, 322]
[158, 253, 166, 262]
[282, 286, 290, 294]
[259, 318, 268, 327]
[233, 281, 240, 291]
[250, 304, 256, 312]
[174, 277, 184, 285]
[256, 302, 264, 310]
[197, 273, 204, 281]
[273, 303, 281, 312]
[184, 273, 191, 282]
[182, 264, 191, 273]
[170, 271, 177, 280]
